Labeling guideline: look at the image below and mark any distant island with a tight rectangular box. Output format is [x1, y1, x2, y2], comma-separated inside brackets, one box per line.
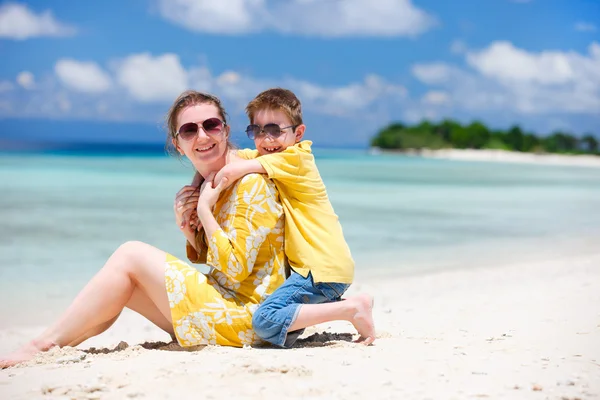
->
[370, 120, 599, 156]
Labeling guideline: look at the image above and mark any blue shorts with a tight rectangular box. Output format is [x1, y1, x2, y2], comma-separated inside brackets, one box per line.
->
[252, 271, 350, 348]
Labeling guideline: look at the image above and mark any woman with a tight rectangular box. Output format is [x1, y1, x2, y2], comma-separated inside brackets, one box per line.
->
[0, 91, 287, 368]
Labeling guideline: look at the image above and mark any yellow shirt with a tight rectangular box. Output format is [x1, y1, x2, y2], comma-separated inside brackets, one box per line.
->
[238, 140, 354, 284]
[178, 174, 287, 347]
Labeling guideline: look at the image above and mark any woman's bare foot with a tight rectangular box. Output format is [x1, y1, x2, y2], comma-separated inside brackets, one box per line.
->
[346, 294, 376, 345]
[0, 339, 57, 369]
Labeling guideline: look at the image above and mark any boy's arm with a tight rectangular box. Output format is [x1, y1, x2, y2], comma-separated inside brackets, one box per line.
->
[254, 146, 304, 184]
[214, 142, 309, 187]
[214, 159, 266, 187]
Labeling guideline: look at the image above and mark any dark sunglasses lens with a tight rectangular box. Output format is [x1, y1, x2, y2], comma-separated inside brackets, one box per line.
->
[178, 123, 199, 140]
[245, 125, 261, 139]
[264, 124, 283, 138]
[202, 118, 223, 134]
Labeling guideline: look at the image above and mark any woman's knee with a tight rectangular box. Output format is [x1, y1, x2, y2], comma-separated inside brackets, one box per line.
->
[109, 241, 150, 273]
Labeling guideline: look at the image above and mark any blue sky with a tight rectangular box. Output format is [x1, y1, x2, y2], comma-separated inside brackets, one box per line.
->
[1, 0, 599, 147]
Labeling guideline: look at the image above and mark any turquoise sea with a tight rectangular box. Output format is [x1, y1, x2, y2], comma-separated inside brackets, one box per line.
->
[1, 150, 600, 326]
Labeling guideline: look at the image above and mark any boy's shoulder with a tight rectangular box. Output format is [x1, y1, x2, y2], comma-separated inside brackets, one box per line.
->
[294, 140, 313, 154]
[236, 140, 313, 159]
[236, 148, 260, 160]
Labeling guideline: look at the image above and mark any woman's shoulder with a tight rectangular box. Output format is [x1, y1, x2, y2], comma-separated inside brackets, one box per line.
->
[233, 173, 280, 203]
[235, 173, 272, 191]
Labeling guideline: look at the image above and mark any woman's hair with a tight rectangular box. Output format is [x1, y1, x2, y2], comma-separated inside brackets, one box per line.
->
[164, 90, 231, 157]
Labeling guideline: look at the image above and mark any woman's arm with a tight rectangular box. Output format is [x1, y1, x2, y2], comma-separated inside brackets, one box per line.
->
[174, 182, 207, 262]
[197, 174, 283, 281]
[186, 230, 208, 264]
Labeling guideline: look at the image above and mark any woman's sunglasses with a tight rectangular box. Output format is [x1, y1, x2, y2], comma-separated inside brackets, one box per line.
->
[176, 118, 226, 141]
[245, 124, 298, 140]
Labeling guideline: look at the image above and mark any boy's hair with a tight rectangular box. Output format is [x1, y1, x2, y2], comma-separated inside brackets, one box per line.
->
[246, 88, 303, 126]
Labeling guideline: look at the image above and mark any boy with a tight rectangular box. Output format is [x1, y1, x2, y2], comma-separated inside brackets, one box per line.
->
[188, 88, 375, 347]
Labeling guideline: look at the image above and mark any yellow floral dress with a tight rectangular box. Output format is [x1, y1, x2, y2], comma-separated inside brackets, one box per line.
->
[165, 174, 286, 347]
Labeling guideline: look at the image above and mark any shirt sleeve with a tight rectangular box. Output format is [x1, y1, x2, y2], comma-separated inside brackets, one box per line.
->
[256, 141, 317, 196]
[186, 229, 208, 264]
[255, 144, 306, 184]
[236, 148, 260, 160]
[206, 174, 283, 282]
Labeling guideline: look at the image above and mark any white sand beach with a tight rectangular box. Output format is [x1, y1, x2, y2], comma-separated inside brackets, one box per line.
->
[1, 251, 598, 399]
[380, 148, 600, 168]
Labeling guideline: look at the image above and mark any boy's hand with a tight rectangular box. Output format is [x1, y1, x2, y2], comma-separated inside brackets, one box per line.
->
[214, 160, 264, 188]
[214, 162, 247, 189]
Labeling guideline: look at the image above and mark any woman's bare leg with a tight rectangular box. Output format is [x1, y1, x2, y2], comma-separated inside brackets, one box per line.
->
[288, 294, 376, 345]
[67, 286, 175, 347]
[0, 241, 172, 368]
[67, 315, 120, 348]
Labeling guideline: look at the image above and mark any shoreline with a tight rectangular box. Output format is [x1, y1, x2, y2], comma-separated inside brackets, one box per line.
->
[373, 147, 600, 168]
[1, 251, 599, 399]
[2, 233, 600, 331]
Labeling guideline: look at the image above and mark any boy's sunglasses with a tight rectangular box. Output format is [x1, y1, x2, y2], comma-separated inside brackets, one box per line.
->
[176, 118, 226, 141]
[246, 124, 298, 140]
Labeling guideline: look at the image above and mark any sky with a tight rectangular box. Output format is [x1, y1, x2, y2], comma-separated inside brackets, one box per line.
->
[1, 0, 599, 148]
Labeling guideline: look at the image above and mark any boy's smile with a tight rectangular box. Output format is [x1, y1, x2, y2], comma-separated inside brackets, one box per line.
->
[252, 109, 305, 156]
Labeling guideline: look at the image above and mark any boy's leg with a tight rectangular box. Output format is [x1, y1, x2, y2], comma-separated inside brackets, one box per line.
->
[253, 272, 329, 347]
[288, 294, 375, 345]
[253, 273, 376, 347]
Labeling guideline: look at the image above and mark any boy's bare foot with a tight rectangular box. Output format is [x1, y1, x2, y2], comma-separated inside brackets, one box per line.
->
[0, 339, 57, 369]
[346, 294, 376, 345]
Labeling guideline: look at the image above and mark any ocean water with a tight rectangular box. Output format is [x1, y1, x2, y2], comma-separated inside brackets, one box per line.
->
[1, 151, 600, 325]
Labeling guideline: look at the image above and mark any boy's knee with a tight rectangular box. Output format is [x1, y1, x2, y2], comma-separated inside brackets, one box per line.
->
[252, 309, 271, 338]
[252, 305, 288, 344]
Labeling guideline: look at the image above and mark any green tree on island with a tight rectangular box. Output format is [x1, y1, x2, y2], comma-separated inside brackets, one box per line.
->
[371, 120, 599, 156]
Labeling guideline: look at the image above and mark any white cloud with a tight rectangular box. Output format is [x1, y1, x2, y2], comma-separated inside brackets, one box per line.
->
[412, 63, 454, 84]
[5, 42, 598, 141]
[273, 0, 436, 37]
[466, 41, 576, 84]
[157, 0, 435, 37]
[16, 71, 35, 89]
[0, 80, 15, 92]
[450, 39, 468, 55]
[290, 74, 407, 116]
[55, 60, 112, 93]
[0, 100, 12, 113]
[0, 50, 408, 125]
[191, 65, 408, 117]
[575, 22, 597, 32]
[0, 3, 75, 40]
[115, 53, 189, 102]
[412, 41, 600, 115]
[422, 91, 450, 105]
[217, 71, 242, 86]
[56, 93, 71, 112]
[157, 0, 262, 35]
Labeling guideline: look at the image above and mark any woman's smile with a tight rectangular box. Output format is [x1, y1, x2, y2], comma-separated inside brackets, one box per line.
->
[195, 143, 217, 153]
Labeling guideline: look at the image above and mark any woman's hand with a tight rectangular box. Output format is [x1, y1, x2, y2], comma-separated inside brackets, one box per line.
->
[196, 173, 229, 240]
[174, 185, 201, 232]
[198, 173, 229, 211]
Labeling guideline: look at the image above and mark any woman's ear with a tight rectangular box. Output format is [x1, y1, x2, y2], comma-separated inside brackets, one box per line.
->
[294, 124, 306, 143]
[172, 137, 184, 155]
